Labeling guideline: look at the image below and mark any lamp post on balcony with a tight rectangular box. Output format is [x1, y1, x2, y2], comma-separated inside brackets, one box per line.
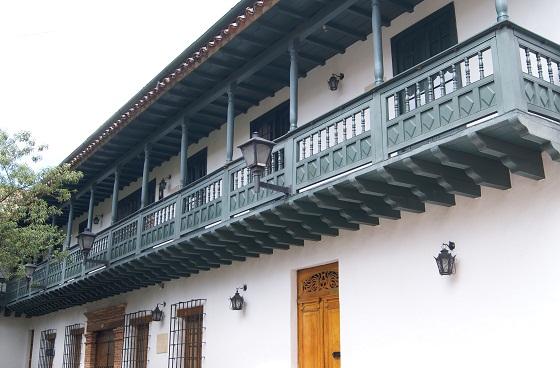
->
[238, 132, 291, 195]
[24, 263, 46, 290]
[77, 228, 108, 266]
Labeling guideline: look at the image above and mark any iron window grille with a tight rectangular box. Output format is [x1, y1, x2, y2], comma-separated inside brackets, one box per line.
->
[38, 329, 56, 368]
[168, 299, 206, 368]
[62, 324, 84, 368]
[122, 310, 152, 368]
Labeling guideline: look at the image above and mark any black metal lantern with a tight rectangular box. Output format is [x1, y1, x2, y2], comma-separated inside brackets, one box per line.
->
[152, 302, 166, 322]
[24, 263, 37, 279]
[328, 73, 344, 91]
[238, 133, 290, 194]
[229, 285, 247, 311]
[77, 228, 96, 258]
[238, 132, 275, 174]
[158, 178, 167, 201]
[435, 241, 456, 275]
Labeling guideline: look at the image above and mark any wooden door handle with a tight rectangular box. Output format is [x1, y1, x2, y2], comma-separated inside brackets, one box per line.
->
[332, 351, 341, 359]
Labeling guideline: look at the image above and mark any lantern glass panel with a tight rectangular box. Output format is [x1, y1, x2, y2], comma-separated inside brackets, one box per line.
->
[238, 133, 275, 171]
[230, 291, 244, 310]
[77, 229, 96, 253]
[254, 141, 273, 168]
[152, 306, 163, 321]
[24, 263, 37, 278]
[435, 249, 455, 275]
[328, 76, 338, 91]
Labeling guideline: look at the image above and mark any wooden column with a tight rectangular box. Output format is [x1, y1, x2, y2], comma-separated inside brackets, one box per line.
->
[65, 201, 74, 249]
[87, 187, 95, 230]
[141, 144, 151, 208]
[495, 0, 509, 22]
[180, 118, 189, 187]
[371, 0, 384, 86]
[289, 41, 299, 130]
[111, 168, 120, 224]
[226, 85, 235, 163]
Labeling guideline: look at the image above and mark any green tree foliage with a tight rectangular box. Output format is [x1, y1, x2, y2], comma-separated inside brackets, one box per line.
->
[0, 130, 82, 278]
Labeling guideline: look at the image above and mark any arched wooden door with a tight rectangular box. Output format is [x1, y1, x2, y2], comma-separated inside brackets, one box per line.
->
[298, 262, 341, 368]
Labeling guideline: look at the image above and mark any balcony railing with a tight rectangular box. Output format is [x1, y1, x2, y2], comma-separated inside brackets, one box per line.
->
[6, 21, 559, 305]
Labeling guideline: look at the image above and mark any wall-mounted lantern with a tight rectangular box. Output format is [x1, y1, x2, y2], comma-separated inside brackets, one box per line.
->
[158, 178, 167, 201]
[24, 263, 46, 290]
[152, 302, 166, 322]
[328, 73, 344, 91]
[435, 241, 456, 275]
[77, 228, 108, 266]
[230, 285, 247, 311]
[93, 215, 103, 225]
[238, 133, 291, 195]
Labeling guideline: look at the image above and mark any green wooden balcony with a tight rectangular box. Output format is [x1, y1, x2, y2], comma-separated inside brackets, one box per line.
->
[7, 21, 560, 316]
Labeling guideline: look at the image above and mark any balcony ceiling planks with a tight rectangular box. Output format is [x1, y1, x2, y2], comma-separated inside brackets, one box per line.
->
[63, 0, 422, 222]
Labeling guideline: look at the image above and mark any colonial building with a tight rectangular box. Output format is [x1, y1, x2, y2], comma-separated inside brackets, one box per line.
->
[2, 0, 560, 367]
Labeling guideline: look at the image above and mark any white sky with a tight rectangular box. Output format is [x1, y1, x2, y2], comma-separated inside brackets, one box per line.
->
[0, 0, 239, 167]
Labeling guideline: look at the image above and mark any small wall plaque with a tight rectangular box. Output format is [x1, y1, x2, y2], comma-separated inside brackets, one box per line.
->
[156, 333, 169, 354]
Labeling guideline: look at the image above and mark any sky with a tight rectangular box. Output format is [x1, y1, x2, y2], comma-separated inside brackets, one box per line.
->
[0, 0, 239, 167]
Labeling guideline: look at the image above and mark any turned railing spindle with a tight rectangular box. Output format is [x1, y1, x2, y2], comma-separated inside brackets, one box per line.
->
[427, 76, 434, 103]
[452, 64, 458, 91]
[537, 53, 543, 79]
[415, 81, 421, 108]
[439, 70, 445, 97]
[547, 57, 554, 83]
[310, 134, 314, 156]
[317, 130, 322, 152]
[360, 109, 366, 133]
[464, 57, 471, 85]
[405, 87, 411, 112]
[477, 51, 485, 79]
[393, 92, 400, 118]
[525, 47, 533, 75]
[352, 114, 356, 137]
[334, 122, 339, 145]
[326, 126, 331, 148]
[343, 118, 347, 141]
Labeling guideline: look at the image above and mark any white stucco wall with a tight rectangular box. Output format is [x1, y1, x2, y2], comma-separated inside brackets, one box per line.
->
[19, 154, 560, 368]
[0, 315, 30, 368]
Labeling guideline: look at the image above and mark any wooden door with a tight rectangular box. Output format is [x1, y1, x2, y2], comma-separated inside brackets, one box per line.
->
[298, 263, 341, 368]
[95, 330, 115, 368]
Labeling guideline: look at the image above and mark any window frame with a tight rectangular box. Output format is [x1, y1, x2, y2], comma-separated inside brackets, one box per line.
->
[390, 3, 458, 75]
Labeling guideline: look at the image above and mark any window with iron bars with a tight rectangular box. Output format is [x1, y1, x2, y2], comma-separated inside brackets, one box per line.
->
[122, 310, 152, 368]
[62, 324, 84, 368]
[38, 329, 56, 368]
[168, 299, 206, 368]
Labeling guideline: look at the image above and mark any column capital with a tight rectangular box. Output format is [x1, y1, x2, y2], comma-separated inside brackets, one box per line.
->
[144, 143, 152, 153]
